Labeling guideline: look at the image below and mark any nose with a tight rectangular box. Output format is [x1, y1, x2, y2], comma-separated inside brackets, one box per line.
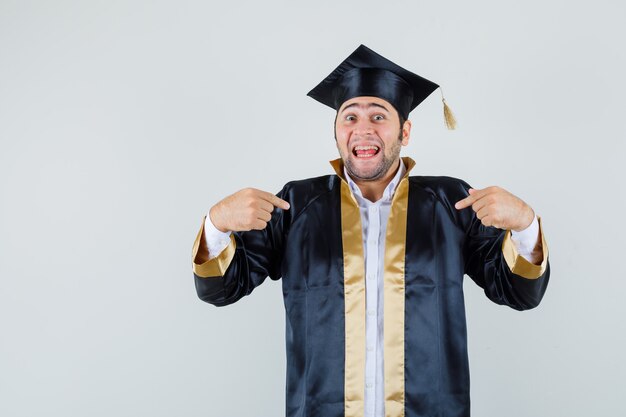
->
[353, 118, 374, 136]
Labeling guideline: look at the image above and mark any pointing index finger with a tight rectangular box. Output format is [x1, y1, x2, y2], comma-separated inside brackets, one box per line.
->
[454, 188, 478, 210]
[260, 191, 290, 210]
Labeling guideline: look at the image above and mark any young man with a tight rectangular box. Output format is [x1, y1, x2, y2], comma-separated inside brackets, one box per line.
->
[192, 44, 550, 417]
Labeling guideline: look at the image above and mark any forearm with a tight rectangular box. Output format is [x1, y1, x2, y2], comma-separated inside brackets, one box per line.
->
[465, 216, 550, 311]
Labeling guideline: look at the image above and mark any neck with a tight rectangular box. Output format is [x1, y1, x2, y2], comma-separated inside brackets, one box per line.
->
[350, 158, 401, 202]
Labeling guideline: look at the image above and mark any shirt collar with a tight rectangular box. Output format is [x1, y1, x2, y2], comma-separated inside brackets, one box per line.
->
[343, 158, 406, 203]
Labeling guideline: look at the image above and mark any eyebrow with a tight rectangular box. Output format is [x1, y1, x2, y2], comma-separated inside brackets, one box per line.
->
[340, 102, 390, 113]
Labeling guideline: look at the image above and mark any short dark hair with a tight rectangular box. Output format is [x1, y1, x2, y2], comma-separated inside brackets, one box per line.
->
[398, 114, 407, 130]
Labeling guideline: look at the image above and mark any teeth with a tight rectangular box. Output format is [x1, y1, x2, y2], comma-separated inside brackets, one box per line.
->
[354, 145, 379, 151]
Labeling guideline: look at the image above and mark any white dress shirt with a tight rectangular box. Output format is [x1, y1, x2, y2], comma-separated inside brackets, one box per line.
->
[202, 160, 541, 417]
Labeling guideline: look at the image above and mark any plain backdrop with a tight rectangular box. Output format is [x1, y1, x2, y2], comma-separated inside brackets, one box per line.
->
[1, 1, 625, 416]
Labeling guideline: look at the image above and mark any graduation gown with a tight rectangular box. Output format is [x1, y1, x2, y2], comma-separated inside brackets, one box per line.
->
[192, 156, 550, 417]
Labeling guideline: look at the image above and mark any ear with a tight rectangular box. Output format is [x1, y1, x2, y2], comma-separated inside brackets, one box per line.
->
[401, 119, 412, 146]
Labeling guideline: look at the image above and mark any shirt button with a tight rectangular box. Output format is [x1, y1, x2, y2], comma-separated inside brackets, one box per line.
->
[367, 274, 374, 280]
[367, 345, 374, 352]
[367, 310, 375, 316]
[366, 382, 373, 389]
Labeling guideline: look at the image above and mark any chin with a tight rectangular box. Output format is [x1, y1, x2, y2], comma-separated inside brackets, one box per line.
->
[346, 162, 385, 180]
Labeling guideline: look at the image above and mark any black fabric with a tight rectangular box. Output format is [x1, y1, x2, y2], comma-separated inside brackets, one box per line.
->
[194, 174, 550, 417]
[307, 44, 440, 119]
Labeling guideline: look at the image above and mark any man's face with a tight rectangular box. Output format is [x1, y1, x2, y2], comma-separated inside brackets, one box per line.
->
[334, 96, 411, 181]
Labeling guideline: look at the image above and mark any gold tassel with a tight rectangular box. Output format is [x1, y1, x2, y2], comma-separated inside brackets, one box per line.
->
[442, 98, 457, 130]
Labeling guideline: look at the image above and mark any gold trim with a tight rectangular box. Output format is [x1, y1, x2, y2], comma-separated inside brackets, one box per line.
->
[329, 158, 346, 180]
[192, 216, 237, 278]
[331, 155, 415, 416]
[399, 156, 416, 179]
[502, 216, 549, 279]
[383, 175, 409, 417]
[340, 180, 366, 417]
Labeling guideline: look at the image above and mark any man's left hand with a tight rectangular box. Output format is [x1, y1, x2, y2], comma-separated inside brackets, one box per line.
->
[454, 186, 535, 231]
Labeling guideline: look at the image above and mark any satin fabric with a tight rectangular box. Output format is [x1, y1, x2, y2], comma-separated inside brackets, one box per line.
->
[193, 164, 550, 417]
[306, 44, 439, 119]
[332, 68, 415, 119]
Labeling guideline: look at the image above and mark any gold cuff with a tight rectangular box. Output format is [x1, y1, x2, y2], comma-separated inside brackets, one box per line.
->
[502, 216, 549, 279]
[192, 216, 237, 278]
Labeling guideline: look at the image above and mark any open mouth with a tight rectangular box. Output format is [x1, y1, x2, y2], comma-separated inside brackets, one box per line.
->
[352, 145, 380, 158]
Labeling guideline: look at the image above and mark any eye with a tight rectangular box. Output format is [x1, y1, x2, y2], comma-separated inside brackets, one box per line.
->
[372, 114, 385, 121]
[345, 115, 356, 121]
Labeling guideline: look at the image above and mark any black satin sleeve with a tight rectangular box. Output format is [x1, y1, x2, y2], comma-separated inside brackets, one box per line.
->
[453, 179, 551, 311]
[192, 184, 291, 307]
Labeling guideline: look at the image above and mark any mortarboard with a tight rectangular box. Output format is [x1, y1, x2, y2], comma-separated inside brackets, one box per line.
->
[307, 44, 456, 129]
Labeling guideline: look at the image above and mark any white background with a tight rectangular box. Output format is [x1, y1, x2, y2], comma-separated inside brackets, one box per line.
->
[1, 1, 625, 416]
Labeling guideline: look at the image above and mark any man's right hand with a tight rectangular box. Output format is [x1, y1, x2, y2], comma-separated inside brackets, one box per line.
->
[208, 188, 290, 233]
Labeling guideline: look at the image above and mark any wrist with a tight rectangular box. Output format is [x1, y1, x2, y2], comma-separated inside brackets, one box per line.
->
[512, 206, 535, 232]
[209, 205, 229, 233]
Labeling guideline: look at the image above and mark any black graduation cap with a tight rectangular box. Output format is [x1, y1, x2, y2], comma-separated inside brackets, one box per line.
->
[307, 44, 456, 129]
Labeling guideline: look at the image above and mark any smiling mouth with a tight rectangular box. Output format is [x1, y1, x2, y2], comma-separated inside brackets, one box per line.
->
[352, 145, 380, 158]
